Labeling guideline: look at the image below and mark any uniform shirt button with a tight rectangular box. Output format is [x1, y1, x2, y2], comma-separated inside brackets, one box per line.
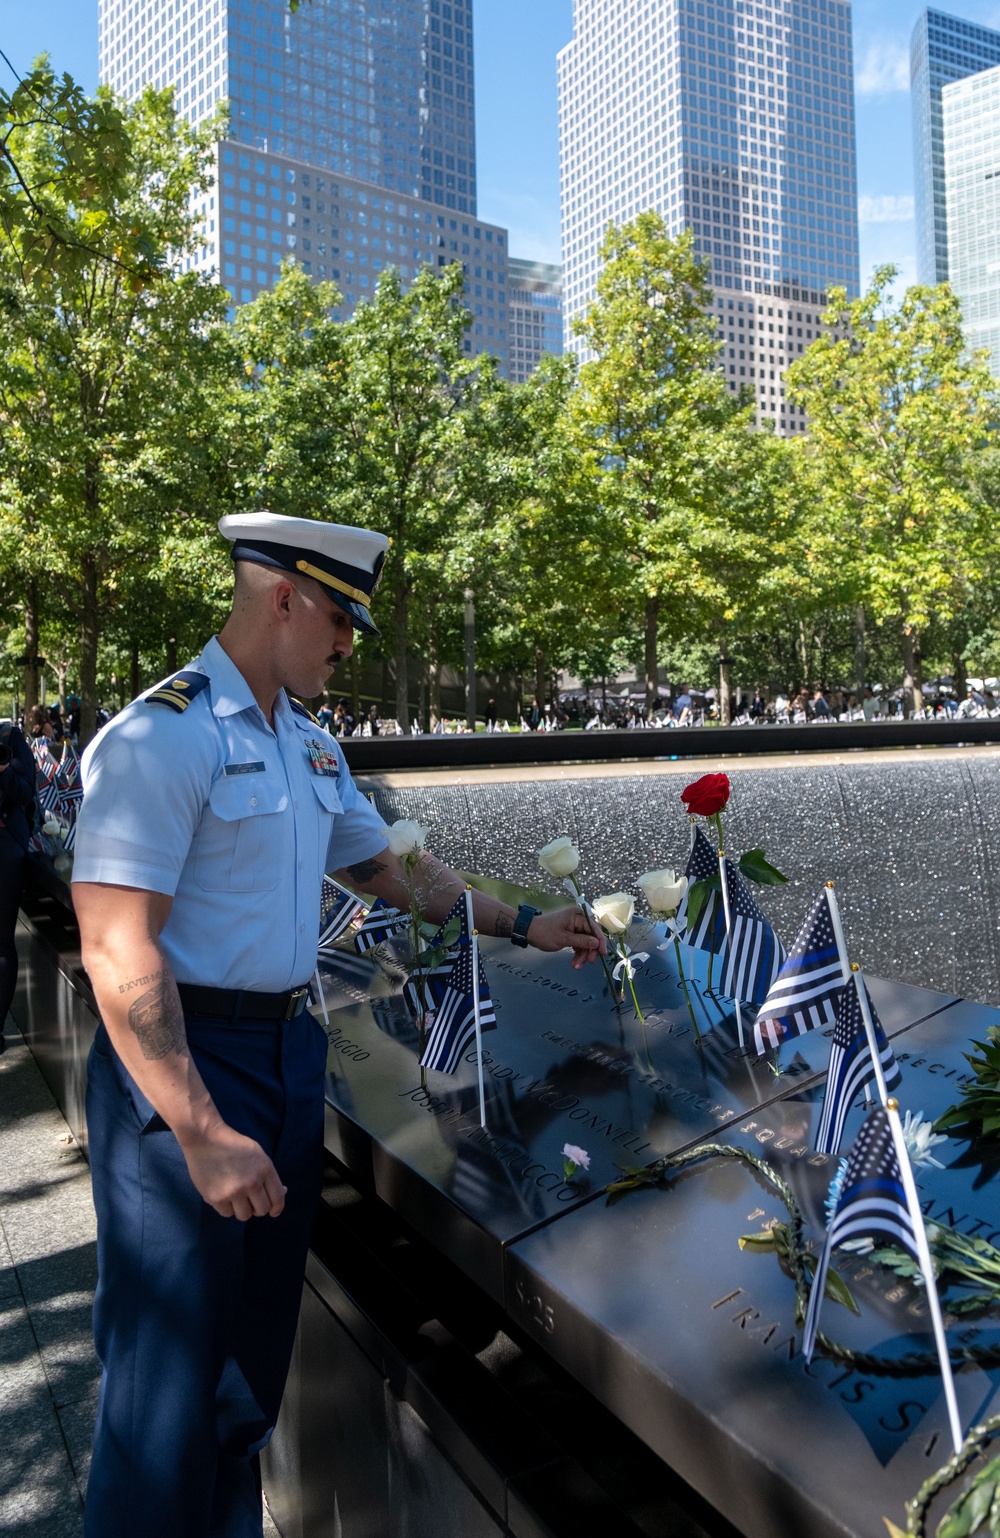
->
[299, 923, 306, 933]
[250, 796, 258, 807]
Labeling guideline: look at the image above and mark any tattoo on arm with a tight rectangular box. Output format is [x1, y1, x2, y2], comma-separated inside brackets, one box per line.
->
[127, 978, 189, 1061]
[346, 856, 388, 884]
[494, 912, 514, 939]
[118, 968, 167, 995]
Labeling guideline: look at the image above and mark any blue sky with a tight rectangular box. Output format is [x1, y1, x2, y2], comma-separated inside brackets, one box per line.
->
[5, 0, 1000, 286]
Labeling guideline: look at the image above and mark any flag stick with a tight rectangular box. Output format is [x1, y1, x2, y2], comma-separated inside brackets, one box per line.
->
[718, 850, 745, 1049]
[884, 1097, 964, 1455]
[850, 963, 889, 1105]
[466, 886, 487, 1130]
[825, 882, 877, 1103]
[313, 967, 330, 1027]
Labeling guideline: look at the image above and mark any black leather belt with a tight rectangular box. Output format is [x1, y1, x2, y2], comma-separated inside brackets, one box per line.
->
[177, 983, 310, 1022]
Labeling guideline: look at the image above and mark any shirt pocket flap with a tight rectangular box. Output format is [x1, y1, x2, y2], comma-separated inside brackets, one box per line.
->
[208, 775, 288, 822]
[310, 774, 343, 815]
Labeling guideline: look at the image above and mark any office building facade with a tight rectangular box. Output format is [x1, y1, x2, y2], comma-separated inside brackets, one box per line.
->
[98, 0, 507, 366]
[942, 63, 1000, 374]
[558, 0, 860, 433]
[911, 8, 1000, 287]
[507, 259, 564, 382]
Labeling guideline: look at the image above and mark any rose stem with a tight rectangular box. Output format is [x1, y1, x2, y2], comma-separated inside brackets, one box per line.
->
[569, 874, 617, 993]
[672, 930, 701, 1042]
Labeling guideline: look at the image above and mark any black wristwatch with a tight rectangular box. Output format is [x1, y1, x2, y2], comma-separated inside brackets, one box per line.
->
[510, 903, 541, 948]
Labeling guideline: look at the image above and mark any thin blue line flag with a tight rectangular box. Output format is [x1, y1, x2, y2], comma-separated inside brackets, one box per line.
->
[354, 898, 409, 954]
[720, 858, 786, 1006]
[753, 889, 845, 1054]
[815, 978, 902, 1156]
[318, 875, 368, 956]
[678, 825, 728, 962]
[418, 897, 497, 1075]
[803, 1107, 918, 1361]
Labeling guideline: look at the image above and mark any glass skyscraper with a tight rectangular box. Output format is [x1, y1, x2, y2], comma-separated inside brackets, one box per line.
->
[942, 64, 1000, 374]
[98, 0, 508, 367]
[99, 0, 477, 212]
[558, 0, 860, 434]
[911, 8, 1000, 287]
[507, 259, 564, 383]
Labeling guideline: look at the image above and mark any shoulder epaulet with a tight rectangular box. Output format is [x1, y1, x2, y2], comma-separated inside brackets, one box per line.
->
[289, 697, 320, 725]
[146, 671, 210, 713]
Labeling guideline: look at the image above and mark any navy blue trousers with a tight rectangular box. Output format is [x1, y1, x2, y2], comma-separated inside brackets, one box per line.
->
[85, 1010, 327, 1538]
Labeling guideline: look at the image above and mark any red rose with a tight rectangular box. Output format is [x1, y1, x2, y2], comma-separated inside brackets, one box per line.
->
[680, 772, 731, 818]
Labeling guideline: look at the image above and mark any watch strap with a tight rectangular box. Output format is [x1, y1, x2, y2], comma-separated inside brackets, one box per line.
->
[511, 903, 541, 948]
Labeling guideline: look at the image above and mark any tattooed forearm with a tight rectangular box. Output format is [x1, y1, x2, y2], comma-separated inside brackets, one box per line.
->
[346, 856, 388, 884]
[127, 978, 189, 1061]
[494, 911, 514, 938]
[118, 968, 167, 996]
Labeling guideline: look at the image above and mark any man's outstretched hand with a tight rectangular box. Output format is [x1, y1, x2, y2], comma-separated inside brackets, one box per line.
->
[526, 907, 608, 970]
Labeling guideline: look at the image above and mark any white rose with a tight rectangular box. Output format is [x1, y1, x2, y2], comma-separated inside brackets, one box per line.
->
[384, 819, 428, 858]
[637, 868, 688, 915]
[591, 892, 635, 934]
[42, 819, 61, 837]
[537, 835, 580, 878]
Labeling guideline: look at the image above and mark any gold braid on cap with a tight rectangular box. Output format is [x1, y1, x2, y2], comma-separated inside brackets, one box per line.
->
[295, 560, 370, 604]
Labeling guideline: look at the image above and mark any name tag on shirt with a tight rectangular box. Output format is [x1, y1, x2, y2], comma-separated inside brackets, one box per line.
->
[224, 761, 266, 777]
[305, 739, 340, 778]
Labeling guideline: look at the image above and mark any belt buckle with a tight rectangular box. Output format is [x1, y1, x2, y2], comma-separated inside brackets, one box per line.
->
[284, 986, 307, 1021]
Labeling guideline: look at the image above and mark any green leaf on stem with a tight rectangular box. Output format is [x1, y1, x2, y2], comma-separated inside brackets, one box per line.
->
[738, 848, 789, 886]
[686, 872, 720, 928]
[936, 1458, 1000, 1538]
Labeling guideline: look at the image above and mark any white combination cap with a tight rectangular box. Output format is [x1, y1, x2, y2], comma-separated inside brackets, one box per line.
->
[219, 512, 390, 636]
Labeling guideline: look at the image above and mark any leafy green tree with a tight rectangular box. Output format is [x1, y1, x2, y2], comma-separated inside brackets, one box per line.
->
[332, 265, 493, 730]
[571, 214, 751, 713]
[1, 58, 156, 287]
[0, 82, 233, 741]
[786, 267, 998, 712]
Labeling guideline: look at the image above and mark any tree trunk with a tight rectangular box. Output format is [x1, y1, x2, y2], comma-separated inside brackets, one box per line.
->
[854, 606, 866, 695]
[797, 617, 809, 682]
[130, 641, 141, 702]
[952, 650, 967, 704]
[902, 626, 923, 717]
[719, 645, 732, 726]
[428, 630, 442, 730]
[57, 660, 68, 714]
[23, 581, 40, 716]
[394, 580, 410, 731]
[350, 652, 361, 723]
[166, 637, 178, 675]
[79, 553, 99, 745]
[534, 644, 545, 709]
[644, 594, 659, 714]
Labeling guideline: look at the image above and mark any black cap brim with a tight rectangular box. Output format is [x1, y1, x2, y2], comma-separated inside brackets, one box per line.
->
[326, 590, 380, 638]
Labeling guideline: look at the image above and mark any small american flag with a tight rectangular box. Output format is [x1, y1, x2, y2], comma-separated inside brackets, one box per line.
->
[753, 889, 845, 1054]
[803, 1107, 918, 1360]
[720, 858, 785, 1006]
[318, 875, 368, 955]
[678, 825, 728, 962]
[815, 978, 901, 1156]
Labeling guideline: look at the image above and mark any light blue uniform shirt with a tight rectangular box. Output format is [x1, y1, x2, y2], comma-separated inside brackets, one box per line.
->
[72, 636, 388, 991]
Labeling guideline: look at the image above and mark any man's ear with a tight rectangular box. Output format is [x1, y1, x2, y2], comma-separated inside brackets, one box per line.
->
[272, 578, 297, 618]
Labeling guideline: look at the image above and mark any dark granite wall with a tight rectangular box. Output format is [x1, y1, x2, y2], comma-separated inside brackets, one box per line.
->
[357, 755, 1000, 1007]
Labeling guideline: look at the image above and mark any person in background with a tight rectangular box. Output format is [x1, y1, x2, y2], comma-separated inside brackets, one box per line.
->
[811, 687, 832, 719]
[0, 720, 37, 1049]
[316, 698, 334, 731]
[366, 703, 380, 736]
[862, 686, 881, 721]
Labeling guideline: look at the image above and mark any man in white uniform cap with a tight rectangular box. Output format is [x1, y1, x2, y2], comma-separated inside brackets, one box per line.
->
[71, 512, 605, 1538]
